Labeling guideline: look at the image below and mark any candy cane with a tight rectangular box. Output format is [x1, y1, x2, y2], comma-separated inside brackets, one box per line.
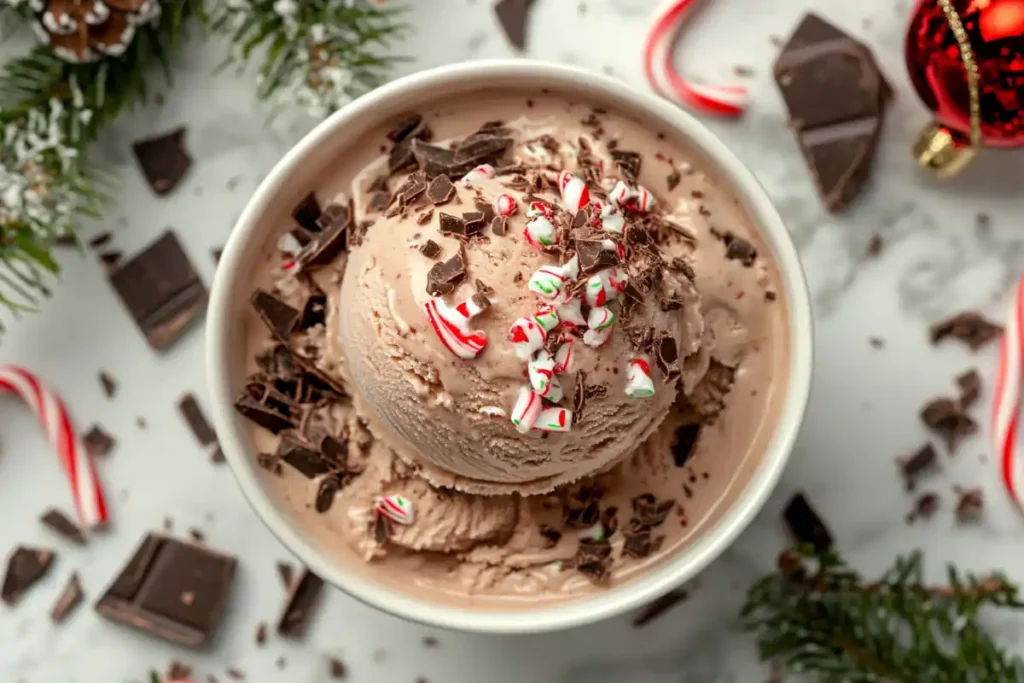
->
[0, 365, 109, 527]
[643, 0, 748, 117]
[995, 276, 1024, 513]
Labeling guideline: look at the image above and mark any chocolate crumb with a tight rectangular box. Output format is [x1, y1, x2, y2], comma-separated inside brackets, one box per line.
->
[783, 492, 832, 551]
[255, 621, 267, 646]
[418, 240, 442, 259]
[920, 397, 978, 452]
[88, 232, 113, 248]
[765, 291, 777, 302]
[422, 635, 439, 647]
[733, 64, 755, 77]
[225, 667, 245, 680]
[954, 486, 984, 523]
[416, 208, 435, 225]
[189, 528, 205, 543]
[475, 278, 494, 295]
[956, 368, 981, 409]
[929, 311, 1002, 350]
[83, 424, 115, 457]
[866, 234, 883, 257]
[666, 169, 681, 191]
[50, 571, 84, 623]
[724, 235, 757, 266]
[99, 371, 117, 398]
[899, 444, 937, 488]
[328, 657, 347, 679]
[167, 661, 192, 681]
[868, 336, 885, 349]
[907, 492, 939, 523]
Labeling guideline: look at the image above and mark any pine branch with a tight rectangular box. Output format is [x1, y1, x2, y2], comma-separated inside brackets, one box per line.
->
[211, 0, 408, 118]
[742, 546, 1024, 682]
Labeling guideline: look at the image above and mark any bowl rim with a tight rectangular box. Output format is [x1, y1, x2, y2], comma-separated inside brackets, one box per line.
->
[207, 59, 813, 634]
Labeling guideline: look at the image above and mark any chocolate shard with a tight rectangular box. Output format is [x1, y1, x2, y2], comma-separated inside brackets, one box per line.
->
[462, 211, 486, 235]
[299, 293, 327, 330]
[386, 113, 423, 142]
[452, 134, 514, 165]
[957, 368, 982, 409]
[299, 202, 351, 268]
[132, 127, 193, 196]
[277, 437, 331, 479]
[291, 193, 322, 233]
[494, 0, 534, 51]
[251, 290, 300, 340]
[178, 393, 218, 447]
[920, 397, 978, 453]
[411, 139, 483, 179]
[40, 508, 87, 546]
[1, 546, 55, 605]
[426, 175, 456, 205]
[234, 383, 298, 434]
[426, 254, 467, 297]
[773, 13, 891, 212]
[438, 212, 466, 237]
[671, 423, 701, 467]
[576, 240, 619, 273]
[929, 311, 1002, 351]
[783, 492, 833, 551]
[419, 240, 442, 259]
[277, 568, 324, 638]
[50, 571, 84, 623]
[109, 231, 208, 351]
[95, 533, 237, 647]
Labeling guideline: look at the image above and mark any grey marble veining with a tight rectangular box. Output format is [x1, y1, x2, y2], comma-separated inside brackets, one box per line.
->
[3, 0, 1024, 681]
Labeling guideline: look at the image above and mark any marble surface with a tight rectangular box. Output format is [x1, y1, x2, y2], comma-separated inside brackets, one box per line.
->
[4, 0, 1024, 680]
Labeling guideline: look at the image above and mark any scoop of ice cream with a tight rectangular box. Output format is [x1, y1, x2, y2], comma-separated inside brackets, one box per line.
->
[337, 161, 708, 495]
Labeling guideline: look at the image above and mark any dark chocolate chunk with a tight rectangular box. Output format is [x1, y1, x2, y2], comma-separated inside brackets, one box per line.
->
[233, 383, 298, 434]
[251, 290, 300, 339]
[95, 533, 237, 647]
[50, 572, 84, 623]
[319, 435, 347, 468]
[576, 240, 619, 273]
[575, 559, 608, 584]
[539, 525, 562, 547]
[666, 169, 681, 191]
[783, 492, 833, 551]
[395, 171, 429, 206]
[178, 394, 217, 447]
[623, 531, 662, 559]
[386, 114, 423, 142]
[83, 424, 115, 457]
[452, 134, 514, 165]
[132, 128, 193, 196]
[426, 175, 456, 204]
[438, 212, 466, 237]
[611, 150, 642, 183]
[494, 0, 533, 50]
[957, 368, 982, 409]
[40, 508, 86, 546]
[291, 193, 322, 233]
[475, 278, 494, 295]
[462, 211, 486, 235]
[299, 293, 327, 330]
[491, 215, 508, 236]
[277, 568, 324, 638]
[632, 497, 675, 529]
[277, 438, 331, 479]
[419, 240, 442, 259]
[315, 476, 342, 513]
[475, 201, 496, 224]
[920, 397, 978, 452]
[299, 214, 349, 269]
[426, 254, 467, 297]
[900, 444, 938, 482]
[277, 561, 294, 589]
[773, 13, 891, 212]
[99, 370, 117, 398]
[100, 250, 123, 267]
[632, 588, 689, 628]
[109, 231, 208, 351]
[955, 486, 984, 523]
[575, 538, 612, 565]
[671, 423, 701, 467]
[1, 546, 55, 605]
[565, 500, 600, 529]
[88, 232, 113, 248]
[724, 236, 757, 267]
[929, 311, 1002, 351]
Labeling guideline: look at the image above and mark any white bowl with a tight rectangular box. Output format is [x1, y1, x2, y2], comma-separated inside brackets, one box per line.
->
[207, 60, 813, 634]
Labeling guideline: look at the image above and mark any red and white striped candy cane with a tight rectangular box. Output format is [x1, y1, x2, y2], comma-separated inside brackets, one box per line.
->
[0, 365, 109, 527]
[994, 276, 1024, 513]
[643, 0, 749, 117]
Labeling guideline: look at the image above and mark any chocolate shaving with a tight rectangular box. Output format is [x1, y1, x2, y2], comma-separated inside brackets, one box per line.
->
[419, 240, 442, 259]
[956, 368, 981, 409]
[251, 290, 300, 340]
[783, 492, 833, 551]
[920, 397, 978, 453]
[426, 254, 467, 296]
[930, 311, 1002, 351]
[234, 382, 298, 434]
[40, 508, 86, 546]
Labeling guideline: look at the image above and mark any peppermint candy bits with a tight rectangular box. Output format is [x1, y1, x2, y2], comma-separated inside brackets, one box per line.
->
[528, 352, 557, 397]
[583, 326, 613, 348]
[555, 295, 586, 326]
[511, 385, 543, 433]
[424, 298, 488, 359]
[625, 358, 656, 398]
[610, 180, 657, 212]
[528, 265, 568, 299]
[461, 163, 496, 186]
[535, 407, 573, 432]
[584, 270, 614, 307]
[524, 216, 557, 249]
[375, 495, 415, 525]
[587, 306, 616, 330]
[534, 305, 560, 333]
[493, 193, 518, 217]
[553, 342, 574, 374]
[508, 316, 547, 360]
[558, 171, 590, 212]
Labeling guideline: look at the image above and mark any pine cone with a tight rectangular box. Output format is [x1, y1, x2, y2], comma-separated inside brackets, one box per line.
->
[31, 0, 161, 63]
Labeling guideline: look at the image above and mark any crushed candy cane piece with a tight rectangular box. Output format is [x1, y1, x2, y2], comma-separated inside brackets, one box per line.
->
[534, 407, 572, 432]
[511, 385, 542, 433]
[425, 298, 488, 359]
[625, 357, 656, 397]
[375, 494, 415, 525]
[524, 216, 557, 249]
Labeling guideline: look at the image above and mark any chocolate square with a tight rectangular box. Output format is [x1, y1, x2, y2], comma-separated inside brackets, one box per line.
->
[96, 533, 237, 647]
[277, 568, 324, 638]
[132, 128, 192, 196]
[109, 231, 208, 351]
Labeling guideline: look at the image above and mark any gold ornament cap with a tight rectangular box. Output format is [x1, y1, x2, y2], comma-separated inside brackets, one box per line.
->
[913, 123, 977, 179]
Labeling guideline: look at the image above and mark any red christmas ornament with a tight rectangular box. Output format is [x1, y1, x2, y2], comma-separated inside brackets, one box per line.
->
[905, 0, 1024, 176]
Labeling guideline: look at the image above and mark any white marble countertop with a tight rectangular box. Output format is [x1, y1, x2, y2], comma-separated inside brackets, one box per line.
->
[4, 0, 1024, 680]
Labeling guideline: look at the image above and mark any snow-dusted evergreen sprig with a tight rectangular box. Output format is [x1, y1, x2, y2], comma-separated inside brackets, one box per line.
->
[212, 0, 406, 119]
